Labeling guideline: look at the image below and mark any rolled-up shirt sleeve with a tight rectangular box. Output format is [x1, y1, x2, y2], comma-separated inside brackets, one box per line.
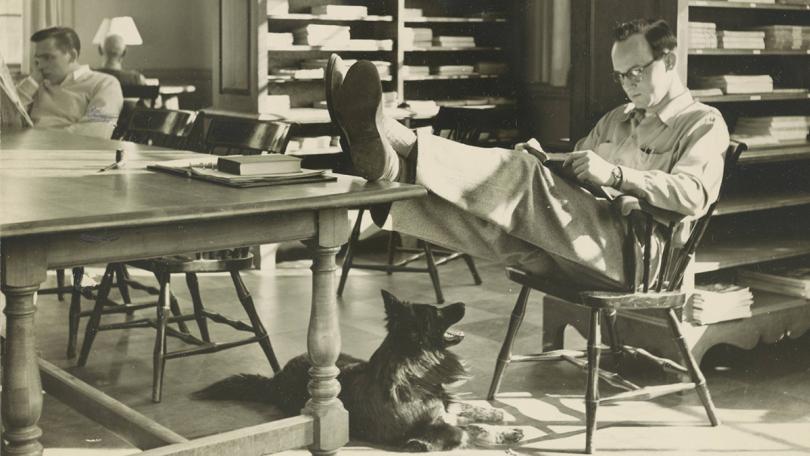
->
[621, 111, 729, 216]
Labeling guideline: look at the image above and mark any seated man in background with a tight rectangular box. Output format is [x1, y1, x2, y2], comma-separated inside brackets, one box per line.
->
[96, 33, 148, 86]
[330, 18, 730, 290]
[16, 26, 123, 139]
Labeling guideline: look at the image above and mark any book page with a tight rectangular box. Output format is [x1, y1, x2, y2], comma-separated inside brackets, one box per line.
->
[0, 51, 34, 127]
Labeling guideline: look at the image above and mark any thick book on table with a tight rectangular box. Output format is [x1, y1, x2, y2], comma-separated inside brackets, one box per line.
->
[217, 154, 301, 176]
[147, 157, 336, 188]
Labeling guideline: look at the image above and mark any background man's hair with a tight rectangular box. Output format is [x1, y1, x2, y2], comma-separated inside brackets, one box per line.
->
[31, 27, 81, 56]
[614, 19, 677, 59]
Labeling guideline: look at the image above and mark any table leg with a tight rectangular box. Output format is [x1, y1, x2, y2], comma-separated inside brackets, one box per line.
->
[303, 244, 349, 456]
[2, 284, 44, 456]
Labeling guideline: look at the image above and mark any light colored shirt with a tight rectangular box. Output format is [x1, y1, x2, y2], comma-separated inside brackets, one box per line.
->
[16, 65, 124, 139]
[575, 91, 730, 216]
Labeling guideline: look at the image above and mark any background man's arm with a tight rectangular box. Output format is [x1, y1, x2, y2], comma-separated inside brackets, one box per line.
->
[66, 76, 124, 139]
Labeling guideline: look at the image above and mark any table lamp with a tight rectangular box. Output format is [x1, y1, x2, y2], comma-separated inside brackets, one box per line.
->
[92, 16, 143, 46]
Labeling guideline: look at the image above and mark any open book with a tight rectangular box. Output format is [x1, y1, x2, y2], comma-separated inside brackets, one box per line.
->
[524, 138, 620, 200]
[0, 51, 33, 127]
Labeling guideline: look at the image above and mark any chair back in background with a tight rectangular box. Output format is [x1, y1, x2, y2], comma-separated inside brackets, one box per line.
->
[121, 85, 160, 104]
[121, 107, 192, 148]
[432, 105, 518, 147]
[203, 116, 291, 156]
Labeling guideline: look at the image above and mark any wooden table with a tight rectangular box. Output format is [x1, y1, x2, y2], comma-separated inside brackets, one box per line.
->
[0, 128, 426, 455]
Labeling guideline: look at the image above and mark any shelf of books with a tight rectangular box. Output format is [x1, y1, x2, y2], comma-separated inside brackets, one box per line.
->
[267, 13, 393, 21]
[737, 142, 810, 164]
[690, 0, 810, 11]
[695, 233, 810, 273]
[689, 48, 810, 55]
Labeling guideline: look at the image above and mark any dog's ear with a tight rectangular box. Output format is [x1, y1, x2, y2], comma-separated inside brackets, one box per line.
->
[381, 289, 400, 316]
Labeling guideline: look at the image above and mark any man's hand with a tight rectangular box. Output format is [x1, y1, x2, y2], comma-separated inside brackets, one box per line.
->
[564, 150, 615, 186]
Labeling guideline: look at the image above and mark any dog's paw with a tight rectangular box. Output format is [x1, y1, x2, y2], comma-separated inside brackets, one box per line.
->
[404, 438, 432, 452]
[465, 424, 524, 447]
[453, 402, 506, 424]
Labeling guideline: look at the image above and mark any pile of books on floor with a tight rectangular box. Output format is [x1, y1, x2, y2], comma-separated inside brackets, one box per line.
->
[689, 22, 717, 49]
[732, 115, 810, 145]
[432, 35, 476, 48]
[268, 32, 294, 49]
[310, 4, 368, 18]
[403, 27, 433, 49]
[693, 74, 773, 94]
[753, 25, 810, 50]
[717, 30, 765, 49]
[475, 62, 508, 75]
[686, 282, 754, 325]
[402, 65, 430, 79]
[293, 24, 350, 46]
[432, 65, 476, 76]
[738, 264, 810, 299]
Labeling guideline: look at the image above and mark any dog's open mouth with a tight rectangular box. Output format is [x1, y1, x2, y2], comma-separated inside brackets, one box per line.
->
[444, 327, 465, 346]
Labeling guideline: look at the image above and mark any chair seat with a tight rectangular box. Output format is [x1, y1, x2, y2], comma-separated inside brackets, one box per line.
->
[505, 267, 620, 304]
[129, 252, 254, 274]
[579, 290, 685, 310]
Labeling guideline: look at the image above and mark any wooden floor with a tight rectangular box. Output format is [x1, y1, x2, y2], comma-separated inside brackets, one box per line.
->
[28, 240, 810, 456]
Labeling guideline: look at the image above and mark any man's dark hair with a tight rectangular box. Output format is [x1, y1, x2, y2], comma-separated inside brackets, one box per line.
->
[31, 27, 81, 56]
[614, 19, 677, 59]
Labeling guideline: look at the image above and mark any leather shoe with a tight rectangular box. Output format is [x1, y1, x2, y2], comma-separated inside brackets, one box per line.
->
[325, 54, 349, 154]
[333, 60, 399, 182]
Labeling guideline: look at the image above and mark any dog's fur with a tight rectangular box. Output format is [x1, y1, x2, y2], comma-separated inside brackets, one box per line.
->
[194, 290, 522, 451]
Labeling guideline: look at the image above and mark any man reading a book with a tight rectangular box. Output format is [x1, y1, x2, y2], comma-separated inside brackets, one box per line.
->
[16, 27, 123, 139]
[329, 18, 730, 289]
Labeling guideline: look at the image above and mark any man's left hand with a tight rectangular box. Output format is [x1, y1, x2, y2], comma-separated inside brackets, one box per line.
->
[564, 150, 615, 186]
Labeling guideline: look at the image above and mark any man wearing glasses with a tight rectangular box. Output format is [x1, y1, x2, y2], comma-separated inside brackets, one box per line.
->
[330, 18, 729, 288]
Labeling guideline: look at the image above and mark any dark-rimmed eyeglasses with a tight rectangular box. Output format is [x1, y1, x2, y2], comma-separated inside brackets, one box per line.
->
[612, 58, 657, 84]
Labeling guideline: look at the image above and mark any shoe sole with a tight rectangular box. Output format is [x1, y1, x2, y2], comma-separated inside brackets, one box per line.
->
[334, 61, 393, 181]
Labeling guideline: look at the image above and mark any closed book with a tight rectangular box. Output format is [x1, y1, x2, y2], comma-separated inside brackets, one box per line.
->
[217, 154, 302, 176]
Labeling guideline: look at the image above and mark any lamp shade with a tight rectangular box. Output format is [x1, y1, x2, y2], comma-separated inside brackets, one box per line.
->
[92, 16, 143, 45]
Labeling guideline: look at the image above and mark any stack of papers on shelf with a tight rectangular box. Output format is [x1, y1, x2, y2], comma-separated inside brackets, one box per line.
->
[776, 0, 810, 5]
[475, 62, 508, 75]
[716, 30, 766, 49]
[293, 25, 350, 46]
[693, 74, 774, 94]
[310, 4, 368, 18]
[271, 67, 324, 79]
[403, 8, 423, 19]
[285, 136, 336, 153]
[690, 88, 724, 98]
[734, 116, 810, 143]
[738, 265, 810, 299]
[689, 22, 717, 49]
[147, 157, 334, 188]
[752, 25, 809, 50]
[432, 35, 476, 48]
[686, 282, 754, 325]
[300, 59, 390, 77]
[267, 0, 289, 15]
[432, 65, 475, 76]
[402, 28, 433, 48]
[343, 39, 392, 50]
[402, 65, 430, 78]
[268, 33, 294, 49]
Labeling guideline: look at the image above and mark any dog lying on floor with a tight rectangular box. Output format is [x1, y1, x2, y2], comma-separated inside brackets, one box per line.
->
[194, 289, 523, 451]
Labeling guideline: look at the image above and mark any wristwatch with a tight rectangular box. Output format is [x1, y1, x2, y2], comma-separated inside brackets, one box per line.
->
[610, 166, 623, 190]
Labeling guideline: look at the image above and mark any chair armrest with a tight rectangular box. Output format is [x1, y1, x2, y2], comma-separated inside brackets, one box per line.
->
[613, 195, 687, 226]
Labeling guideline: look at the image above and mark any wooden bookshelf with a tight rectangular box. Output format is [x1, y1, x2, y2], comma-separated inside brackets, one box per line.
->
[403, 74, 500, 81]
[695, 233, 810, 273]
[404, 46, 503, 52]
[693, 92, 810, 103]
[404, 16, 507, 23]
[738, 142, 810, 164]
[689, 49, 810, 55]
[690, 0, 810, 11]
[267, 13, 393, 21]
[716, 188, 810, 215]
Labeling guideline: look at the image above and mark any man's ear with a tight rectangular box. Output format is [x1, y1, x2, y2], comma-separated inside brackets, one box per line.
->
[68, 48, 79, 63]
[664, 51, 676, 71]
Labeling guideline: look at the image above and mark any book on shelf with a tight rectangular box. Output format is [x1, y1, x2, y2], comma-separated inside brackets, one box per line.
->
[217, 154, 302, 176]
[738, 265, 810, 299]
[310, 5, 368, 17]
[693, 75, 774, 94]
[293, 25, 350, 46]
[432, 36, 476, 48]
[268, 33, 294, 49]
[147, 157, 334, 188]
[686, 282, 754, 326]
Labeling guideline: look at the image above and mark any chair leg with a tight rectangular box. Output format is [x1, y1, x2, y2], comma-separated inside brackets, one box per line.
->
[338, 209, 364, 297]
[56, 268, 66, 301]
[152, 271, 189, 334]
[153, 271, 171, 403]
[185, 272, 211, 343]
[230, 270, 281, 373]
[665, 308, 720, 426]
[67, 267, 85, 358]
[422, 243, 444, 304]
[462, 254, 483, 285]
[488, 285, 531, 400]
[77, 265, 115, 367]
[585, 308, 602, 455]
[113, 263, 133, 307]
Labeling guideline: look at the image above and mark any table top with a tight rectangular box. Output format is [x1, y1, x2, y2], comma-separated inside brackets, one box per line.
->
[0, 129, 426, 238]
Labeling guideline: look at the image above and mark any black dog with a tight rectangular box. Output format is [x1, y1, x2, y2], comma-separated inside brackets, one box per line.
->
[194, 290, 522, 451]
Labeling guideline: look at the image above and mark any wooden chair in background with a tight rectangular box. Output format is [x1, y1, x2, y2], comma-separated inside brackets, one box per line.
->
[487, 141, 746, 454]
[76, 116, 290, 402]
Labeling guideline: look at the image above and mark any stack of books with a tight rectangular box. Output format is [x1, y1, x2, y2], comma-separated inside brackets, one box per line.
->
[310, 4, 368, 18]
[738, 265, 810, 299]
[432, 35, 476, 48]
[432, 65, 475, 76]
[752, 25, 809, 50]
[267, 0, 289, 15]
[717, 30, 766, 49]
[689, 22, 717, 49]
[300, 59, 391, 78]
[268, 32, 294, 49]
[475, 62, 508, 75]
[693, 74, 774, 94]
[403, 8, 423, 19]
[686, 282, 754, 325]
[402, 65, 430, 78]
[271, 67, 324, 80]
[293, 25, 350, 46]
[734, 116, 810, 144]
[403, 28, 433, 49]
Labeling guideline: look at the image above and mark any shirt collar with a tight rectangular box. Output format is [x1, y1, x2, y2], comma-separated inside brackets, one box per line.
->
[622, 90, 694, 127]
